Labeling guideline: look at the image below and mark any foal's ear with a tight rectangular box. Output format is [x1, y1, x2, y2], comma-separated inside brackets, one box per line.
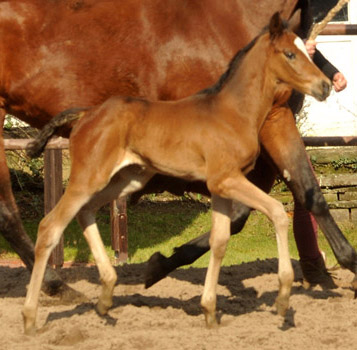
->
[269, 12, 284, 38]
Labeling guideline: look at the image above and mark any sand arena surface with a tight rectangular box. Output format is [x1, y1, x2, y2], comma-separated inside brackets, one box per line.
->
[0, 258, 356, 350]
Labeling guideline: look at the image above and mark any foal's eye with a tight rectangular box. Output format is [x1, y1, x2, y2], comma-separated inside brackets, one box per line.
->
[284, 51, 296, 60]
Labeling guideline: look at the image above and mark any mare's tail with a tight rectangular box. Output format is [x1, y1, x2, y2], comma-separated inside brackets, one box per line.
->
[27, 107, 88, 158]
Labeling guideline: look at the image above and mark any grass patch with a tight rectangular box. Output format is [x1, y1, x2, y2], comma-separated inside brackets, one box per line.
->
[3, 194, 354, 269]
[1, 198, 290, 267]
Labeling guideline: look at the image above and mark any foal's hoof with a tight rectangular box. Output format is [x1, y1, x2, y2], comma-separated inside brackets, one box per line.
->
[22, 313, 36, 336]
[202, 308, 219, 328]
[96, 300, 112, 316]
[274, 295, 289, 317]
[24, 325, 37, 337]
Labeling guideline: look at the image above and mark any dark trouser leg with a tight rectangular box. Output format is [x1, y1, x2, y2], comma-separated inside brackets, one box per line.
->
[293, 198, 334, 286]
[293, 199, 320, 261]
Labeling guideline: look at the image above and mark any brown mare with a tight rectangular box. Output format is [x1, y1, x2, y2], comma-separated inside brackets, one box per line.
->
[23, 14, 331, 334]
[1, 0, 357, 297]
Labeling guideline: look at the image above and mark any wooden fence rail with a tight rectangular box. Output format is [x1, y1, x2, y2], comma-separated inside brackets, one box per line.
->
[4, 136, 357, 267]
[5, 135, 357, 150]
[321, 23, 357, 36]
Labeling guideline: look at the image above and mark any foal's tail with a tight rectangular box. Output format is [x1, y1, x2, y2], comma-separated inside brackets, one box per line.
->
[27, 107, 88, 158]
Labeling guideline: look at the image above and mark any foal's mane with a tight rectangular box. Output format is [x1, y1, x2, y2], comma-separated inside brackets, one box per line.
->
[200, 20, 289, 96]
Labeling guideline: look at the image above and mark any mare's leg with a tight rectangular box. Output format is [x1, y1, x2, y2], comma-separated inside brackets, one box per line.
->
[22, 186, 90, 335]
[260, 106, 357, 284]
[0, 110, 65, 295]
[291, 157, 331, 284]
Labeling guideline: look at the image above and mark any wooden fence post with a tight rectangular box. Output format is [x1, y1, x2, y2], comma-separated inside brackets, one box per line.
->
[44, 148, 64, 268]
[110, 196, 128, 263]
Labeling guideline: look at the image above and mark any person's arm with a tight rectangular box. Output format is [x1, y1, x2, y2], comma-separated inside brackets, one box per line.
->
[305, 40, 347, 92]
[313, 49, 338, 80]
[314, 49, 347, 92]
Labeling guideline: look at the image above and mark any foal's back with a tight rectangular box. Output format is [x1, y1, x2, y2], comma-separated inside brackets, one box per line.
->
[71, 92, 246, 182]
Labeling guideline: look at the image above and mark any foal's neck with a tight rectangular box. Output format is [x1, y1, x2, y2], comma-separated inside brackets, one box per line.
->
[218, 37, 279, 130]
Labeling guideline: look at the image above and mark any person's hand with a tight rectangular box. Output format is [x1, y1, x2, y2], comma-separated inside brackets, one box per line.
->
[304, 39, 316, 58]
[332, 72, 347, 92]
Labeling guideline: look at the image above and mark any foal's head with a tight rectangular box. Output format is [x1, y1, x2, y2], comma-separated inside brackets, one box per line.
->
[265, 13, 331, 101]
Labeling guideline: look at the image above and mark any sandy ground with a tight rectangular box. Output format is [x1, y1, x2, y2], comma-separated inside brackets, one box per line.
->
[0, 258, 356, 350]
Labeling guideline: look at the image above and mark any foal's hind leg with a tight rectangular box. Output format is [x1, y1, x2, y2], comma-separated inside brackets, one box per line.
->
[22, 187, 91, 335]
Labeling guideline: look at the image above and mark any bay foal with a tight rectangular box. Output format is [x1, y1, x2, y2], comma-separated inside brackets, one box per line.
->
[23, 13, 330, 334]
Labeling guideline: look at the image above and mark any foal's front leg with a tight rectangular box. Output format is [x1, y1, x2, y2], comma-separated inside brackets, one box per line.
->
[77, 209, 117, 315]
[201, 195, 232, 327]
[207, 174, 294, 320]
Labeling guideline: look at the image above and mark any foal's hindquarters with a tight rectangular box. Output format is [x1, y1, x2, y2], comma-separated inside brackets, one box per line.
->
[201, 172, 293, 326]
[22, 154, 154, 335]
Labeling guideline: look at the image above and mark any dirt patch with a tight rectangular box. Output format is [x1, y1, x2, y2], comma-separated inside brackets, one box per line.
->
[0, 259, 356, 350]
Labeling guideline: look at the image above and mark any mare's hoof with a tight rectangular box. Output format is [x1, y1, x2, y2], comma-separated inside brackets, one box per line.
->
[56, 284, 88, 304]
[145, 252, 169, 288]
[300, 256, 337, 290]
[42, 267, 66, 296]
[42, 279, 64, 296]
[42, 267, 88, 303]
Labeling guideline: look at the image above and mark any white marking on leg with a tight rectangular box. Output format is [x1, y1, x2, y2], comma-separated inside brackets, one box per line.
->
[80, 220, 117, 314]
[201, 196, 231, 327]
